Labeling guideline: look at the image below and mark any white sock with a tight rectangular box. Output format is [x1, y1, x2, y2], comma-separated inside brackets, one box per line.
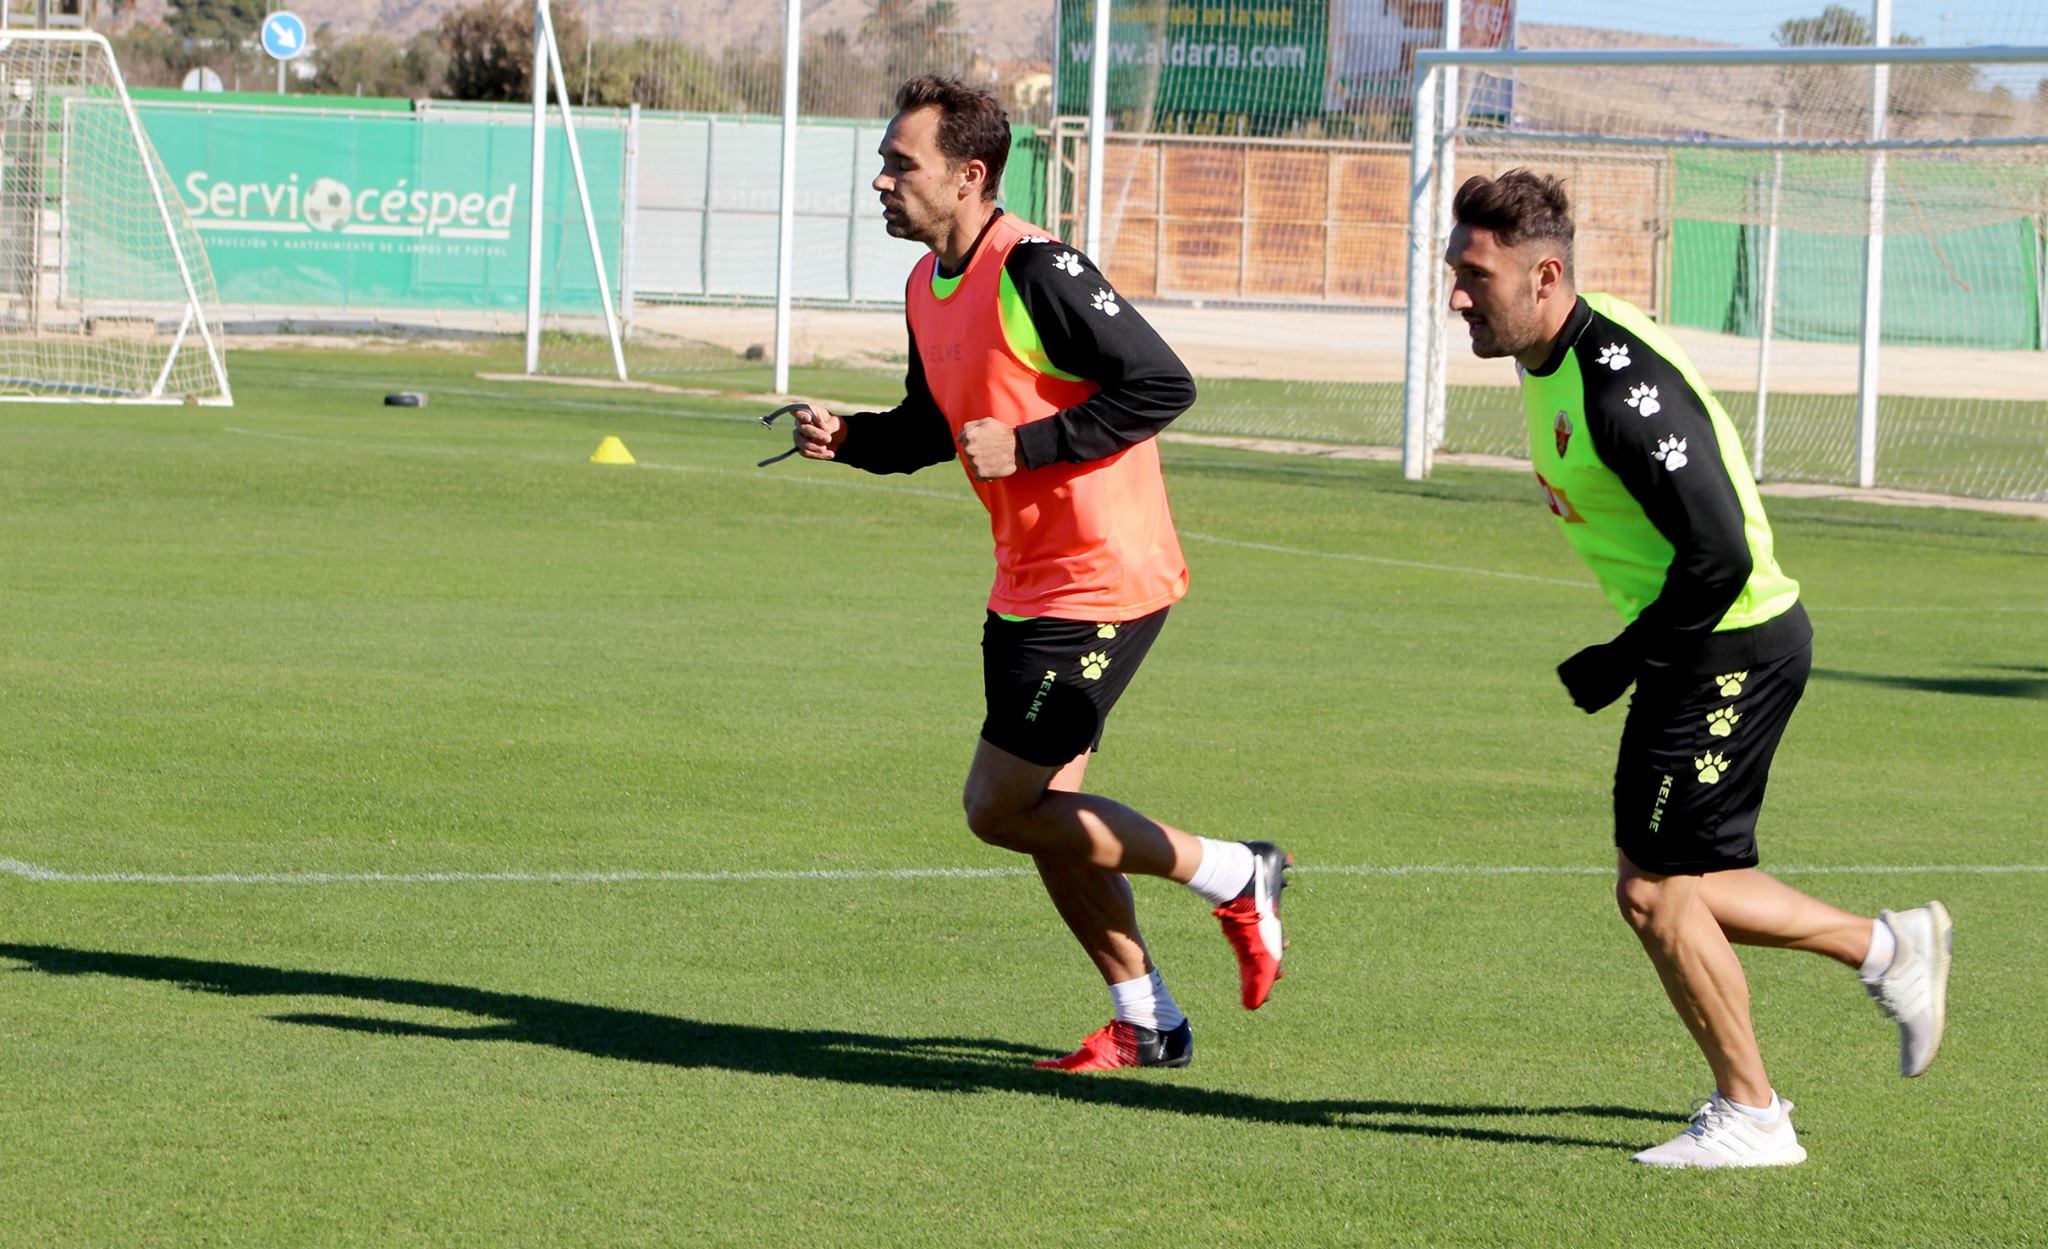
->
[1723, 1092, 1783, 1125]
[1185, 838, 1254, 906]
[1108, 969, 1185, 1032]
[1859, 916, 1897, 984]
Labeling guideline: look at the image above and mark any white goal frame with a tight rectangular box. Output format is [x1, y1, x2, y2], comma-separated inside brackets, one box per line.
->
[521, 0, 627, 381]
[1, 29, 231, 404]
[1401, 43, 2048, 483]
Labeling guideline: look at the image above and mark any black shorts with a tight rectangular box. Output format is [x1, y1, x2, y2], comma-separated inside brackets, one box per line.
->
[1613, 643, 1812, 875]
[979, 608, 1168, 768]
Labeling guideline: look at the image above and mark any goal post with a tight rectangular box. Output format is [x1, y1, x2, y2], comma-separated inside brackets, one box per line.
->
[521, 0, 627, 382]
[1403, 43, 2048, 500]
[8, 30, 230, 404]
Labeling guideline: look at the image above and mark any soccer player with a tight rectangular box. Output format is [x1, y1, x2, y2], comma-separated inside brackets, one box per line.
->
[1443, 169, 1953, 1167]
[777, 76, 1289, 1071]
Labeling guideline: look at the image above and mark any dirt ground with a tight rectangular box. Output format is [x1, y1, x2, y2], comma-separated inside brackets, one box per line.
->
[637, 300, 2048, 403]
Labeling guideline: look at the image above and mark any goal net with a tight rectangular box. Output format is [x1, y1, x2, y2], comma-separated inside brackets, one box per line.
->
[1404, 43, 2048, 501]
[8, 32, 229, 403]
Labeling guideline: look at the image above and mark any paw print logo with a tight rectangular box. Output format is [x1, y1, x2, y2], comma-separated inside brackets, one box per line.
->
[1079, 651, 1111, 680]
[1095, 622, 1117, 639]
[1054, 251, 1084, 278]
[1714, 672, 1748, 697]
[1597, 343, 1632, 371]
[1706, 707, 1741, 738]
[1090, 289, 1121, 317]
[1694, 752, 1730, 784]
[1654, 436, 1689, 471]
[1626, 384, 1661, 417]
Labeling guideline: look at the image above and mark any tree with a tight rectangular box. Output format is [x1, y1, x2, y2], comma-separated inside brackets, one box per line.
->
[109, 23, 204, 88]
[1773, 4, 1871, 47]
[164, 0, 269, 47]
[311, 31, 446, 99]
[800, 28, 890, 118]
[1769, 5, 1952, 130]
[437, 0, 589, 103]
[861, 0, 975, 91]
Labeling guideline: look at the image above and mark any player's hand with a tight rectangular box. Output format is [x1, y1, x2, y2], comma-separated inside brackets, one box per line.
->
[957, 418, 1019, 481]
[791, 402, 844, 460]
[1557, 640, 1637, 714]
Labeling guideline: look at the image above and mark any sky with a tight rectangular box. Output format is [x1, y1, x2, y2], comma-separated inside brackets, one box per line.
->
[1520, 0, 2042, 48]
[1518, 1, 2047, 93]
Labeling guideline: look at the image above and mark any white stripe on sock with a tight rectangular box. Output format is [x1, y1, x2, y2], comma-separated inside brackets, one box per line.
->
[1108, 968, 1184, 1032]
[1185, 838, 1254, 907]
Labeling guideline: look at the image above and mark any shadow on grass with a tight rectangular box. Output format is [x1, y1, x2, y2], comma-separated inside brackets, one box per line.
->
[1813, 668, 2048, 701]
[2, 942, 1659, 1152]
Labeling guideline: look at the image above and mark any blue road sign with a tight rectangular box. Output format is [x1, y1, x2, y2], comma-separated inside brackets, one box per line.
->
[260, 11, 308, 61]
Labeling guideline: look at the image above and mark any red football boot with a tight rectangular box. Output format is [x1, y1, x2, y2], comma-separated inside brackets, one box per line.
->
[1034, 1019, 1194, 1071]
[1213, 840, 1290, 1009]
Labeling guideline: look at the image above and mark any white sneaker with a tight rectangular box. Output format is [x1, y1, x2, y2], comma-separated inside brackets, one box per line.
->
[1630, 1096, 1808, 1169]
[1865, 901, 1954, 1077]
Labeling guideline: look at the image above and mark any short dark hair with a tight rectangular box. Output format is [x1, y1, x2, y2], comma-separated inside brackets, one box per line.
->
[1452, 169, 1574, 278]
[894, 76, 1011, 202]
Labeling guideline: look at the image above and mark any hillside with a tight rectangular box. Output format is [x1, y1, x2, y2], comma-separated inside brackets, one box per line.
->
[116, 0, 1055, 56]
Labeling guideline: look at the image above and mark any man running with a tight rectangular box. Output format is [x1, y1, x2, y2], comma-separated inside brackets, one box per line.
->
[1445, 168, 1952, 1166]
[778, 76, 1288, 1071]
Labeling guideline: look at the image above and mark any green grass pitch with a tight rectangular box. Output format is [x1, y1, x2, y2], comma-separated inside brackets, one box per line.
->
[2, 345, 2044, 1246]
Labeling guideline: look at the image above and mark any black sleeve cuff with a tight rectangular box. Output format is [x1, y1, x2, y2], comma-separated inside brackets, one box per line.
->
[1014, 418, 1061, 471]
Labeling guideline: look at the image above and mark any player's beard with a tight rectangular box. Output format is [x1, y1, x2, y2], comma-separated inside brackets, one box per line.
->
[882, 192, 946, 249]
[1468, 284, 1546, 359]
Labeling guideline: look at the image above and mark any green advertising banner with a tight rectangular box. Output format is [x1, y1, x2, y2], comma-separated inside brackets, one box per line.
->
[1055, 0, 1329, 122]
[134, 105, 623, 312]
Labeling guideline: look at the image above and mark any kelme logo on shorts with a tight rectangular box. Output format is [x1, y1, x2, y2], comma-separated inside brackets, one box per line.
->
[1024, 669, 1056, 722]
[1694, 752, 1730, 784]
[1079, 652, 1110, 680]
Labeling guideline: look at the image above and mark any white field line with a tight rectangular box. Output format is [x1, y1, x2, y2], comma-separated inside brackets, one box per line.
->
[2, 856, 2042, 887]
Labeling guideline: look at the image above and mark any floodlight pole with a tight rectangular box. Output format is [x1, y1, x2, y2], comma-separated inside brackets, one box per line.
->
[523, 0, 549, 374]
[1754, 107, 1786, 483]
[1424, 0, 1460, 456]
[772, 0, 800, 394]
[1084, 0, 1110, 263]
[621, 103, 640, 342]
[1401, 62, 1440, 481]
[1855, 0, 1892, 488]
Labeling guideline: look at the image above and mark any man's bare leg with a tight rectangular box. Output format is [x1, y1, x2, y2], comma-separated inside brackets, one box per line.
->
[961, 738, 1203, 882]
[1030, 751, 1151, 985]
[1697, 867, 1951, 1078]
[961, 736, 1288, 1034]
[1696, 868, 1873, 966]
[1616, 852, 1773, 1108]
